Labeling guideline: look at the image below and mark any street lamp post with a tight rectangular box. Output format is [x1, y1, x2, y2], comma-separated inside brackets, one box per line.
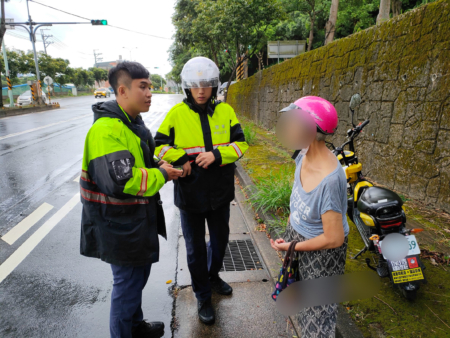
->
[154, 67, 163, 91]
[122, 47, 137, 61]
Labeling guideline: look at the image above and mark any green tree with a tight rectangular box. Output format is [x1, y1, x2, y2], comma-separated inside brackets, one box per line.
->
[89, 67, 108, 86]
[192, 0, 285, 100]
[150, 73, 166, 89]
[70, 68, 94, 89]
[282, 0, 328, 51]
[0, 50, 33, 84]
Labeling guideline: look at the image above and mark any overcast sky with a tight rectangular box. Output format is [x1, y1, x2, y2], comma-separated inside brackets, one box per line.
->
[4, 0, 176, 78]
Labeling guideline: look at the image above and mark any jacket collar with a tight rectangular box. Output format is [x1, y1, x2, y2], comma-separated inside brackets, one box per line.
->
[92, 100, 138, 126]
[183, 97, 220, 117]
[92, 100, 152, 143]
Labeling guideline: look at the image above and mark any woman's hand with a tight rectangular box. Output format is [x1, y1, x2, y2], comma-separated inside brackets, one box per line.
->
[270, 238, 289, 251]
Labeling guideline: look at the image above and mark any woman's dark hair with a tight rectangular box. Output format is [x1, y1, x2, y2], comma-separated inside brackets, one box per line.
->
[108, 61, 149, 95]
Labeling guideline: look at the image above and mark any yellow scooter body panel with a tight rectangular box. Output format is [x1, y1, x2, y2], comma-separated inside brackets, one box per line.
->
[354, 180, 373, 202]
[343, 163, 362, 184]
[360, 212, 376, 227]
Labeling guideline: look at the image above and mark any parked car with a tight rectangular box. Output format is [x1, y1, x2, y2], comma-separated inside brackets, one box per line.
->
[17, 90, 48, 105]
[219, 81, 236, 94]
[108, 87, 114, 94]
[94, 88, 111, 98]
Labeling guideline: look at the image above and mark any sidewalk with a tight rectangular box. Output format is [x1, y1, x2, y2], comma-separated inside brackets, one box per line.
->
[172, 182, 299, 338]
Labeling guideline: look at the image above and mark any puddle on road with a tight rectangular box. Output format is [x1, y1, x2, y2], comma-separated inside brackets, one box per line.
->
[0, 272, 107, 337]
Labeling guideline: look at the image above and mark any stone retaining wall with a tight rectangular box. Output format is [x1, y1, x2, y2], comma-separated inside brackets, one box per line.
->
[228, 0, 450, 212]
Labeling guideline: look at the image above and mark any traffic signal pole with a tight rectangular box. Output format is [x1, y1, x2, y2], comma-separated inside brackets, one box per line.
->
[7, 0, 107, 105]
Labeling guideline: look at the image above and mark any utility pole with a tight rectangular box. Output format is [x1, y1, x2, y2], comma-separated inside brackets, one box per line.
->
[7, 0, 107, 104]
[40, 29, 53, 54]
[2, 38, 14, 106]
[93, 49, 103, 68]
[26, 0, 44, 104]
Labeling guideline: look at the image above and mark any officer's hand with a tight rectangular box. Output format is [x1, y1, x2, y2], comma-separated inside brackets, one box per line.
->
[160, 163, 183, 181]
[158, 160, 169, 167]
[181, 161, 192, 178]
[196, 152, 215, 169]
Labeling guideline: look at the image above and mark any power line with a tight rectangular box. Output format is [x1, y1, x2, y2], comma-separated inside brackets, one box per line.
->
[6, 30, 43, 42]
[29, 0, 91, 21]
[28, 0, 172, 40]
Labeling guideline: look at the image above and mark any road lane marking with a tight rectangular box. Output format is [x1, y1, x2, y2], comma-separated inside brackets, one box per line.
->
[0, 193, 80, 285]
[73, 176, 80, 182]
[0, 114, 91, 141]
[1, 203, 54, 245]
[146, 111, 166, 130]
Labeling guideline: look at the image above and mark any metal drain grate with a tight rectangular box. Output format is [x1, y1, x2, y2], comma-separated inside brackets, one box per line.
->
[220, 239, 264, 272]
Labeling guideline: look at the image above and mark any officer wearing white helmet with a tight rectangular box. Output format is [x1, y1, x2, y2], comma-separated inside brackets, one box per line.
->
[155, 57, 248, 325]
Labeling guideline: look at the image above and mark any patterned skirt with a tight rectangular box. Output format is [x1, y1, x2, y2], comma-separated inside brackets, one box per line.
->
[283, 224, 348, 338]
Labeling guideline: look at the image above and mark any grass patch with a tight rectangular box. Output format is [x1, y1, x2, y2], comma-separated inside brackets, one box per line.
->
[243, 124, 257, 145]
[248, 167, 293, 215]
[266, 216, 289, 234]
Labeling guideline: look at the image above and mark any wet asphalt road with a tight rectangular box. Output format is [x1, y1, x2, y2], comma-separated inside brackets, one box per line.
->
[0, 94, 185, 337]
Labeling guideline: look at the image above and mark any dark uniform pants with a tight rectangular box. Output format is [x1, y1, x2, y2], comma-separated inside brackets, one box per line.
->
[180, 205, 230, 301]
[110, 264, 152, 338]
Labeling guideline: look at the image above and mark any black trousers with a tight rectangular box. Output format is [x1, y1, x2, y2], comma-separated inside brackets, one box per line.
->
[180, 205, 230, 301]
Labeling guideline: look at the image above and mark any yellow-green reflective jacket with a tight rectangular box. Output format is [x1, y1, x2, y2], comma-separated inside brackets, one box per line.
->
[80, 100, 167, 266]
[155, 99, 248, 212]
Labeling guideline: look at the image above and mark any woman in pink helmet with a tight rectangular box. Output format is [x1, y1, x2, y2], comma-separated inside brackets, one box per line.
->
[271, 96, 349, 338]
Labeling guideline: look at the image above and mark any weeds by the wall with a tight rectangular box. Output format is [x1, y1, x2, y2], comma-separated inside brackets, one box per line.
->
[243, 124, 257, 145]
[248, 167, 293, 215]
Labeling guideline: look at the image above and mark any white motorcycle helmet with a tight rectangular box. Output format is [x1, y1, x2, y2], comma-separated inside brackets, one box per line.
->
[181, 57, 221, 100]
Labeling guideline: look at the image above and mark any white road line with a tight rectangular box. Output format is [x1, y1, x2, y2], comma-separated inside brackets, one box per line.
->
[1, 203, 54, 245]
[0, 193, 80, 285]
[73, 176, 80, 182]
[146, 112, 166, 130]
[0, 114, 91, 141]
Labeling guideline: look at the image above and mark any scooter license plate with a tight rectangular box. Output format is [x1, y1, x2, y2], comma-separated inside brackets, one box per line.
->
[391, 267, 424, 284]
[406, 235, 420, 255]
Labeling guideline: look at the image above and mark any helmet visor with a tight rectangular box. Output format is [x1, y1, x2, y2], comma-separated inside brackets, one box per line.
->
[182, 78, 220, 89]
[279, 103, 299, 112]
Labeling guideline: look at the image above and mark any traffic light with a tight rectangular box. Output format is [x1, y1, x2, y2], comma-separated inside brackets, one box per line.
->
[91, 20, 108, 25]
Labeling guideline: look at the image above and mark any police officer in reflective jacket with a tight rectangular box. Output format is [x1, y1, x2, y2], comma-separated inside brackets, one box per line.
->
[80, 61, 182, 338]
[155, 57, 249, 325]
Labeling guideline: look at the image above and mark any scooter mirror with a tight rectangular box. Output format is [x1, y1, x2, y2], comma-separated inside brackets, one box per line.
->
[349, 93, 361, 110]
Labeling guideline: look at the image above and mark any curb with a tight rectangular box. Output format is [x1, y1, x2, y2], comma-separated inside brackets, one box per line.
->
[0, 104, 61, 118]
[235, 161, 365, 338]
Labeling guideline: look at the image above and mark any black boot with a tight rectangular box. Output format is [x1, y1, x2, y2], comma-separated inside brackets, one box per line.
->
[198, 298, 215, 325]
[132, 320, 164, 338]
[211, 276, 233, 295]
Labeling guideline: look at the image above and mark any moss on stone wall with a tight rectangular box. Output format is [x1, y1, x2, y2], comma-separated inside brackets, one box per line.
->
[228, 0, 450, 212]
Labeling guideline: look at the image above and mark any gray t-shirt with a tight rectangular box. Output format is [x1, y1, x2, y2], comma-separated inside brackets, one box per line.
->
[289, 153, 349, 239]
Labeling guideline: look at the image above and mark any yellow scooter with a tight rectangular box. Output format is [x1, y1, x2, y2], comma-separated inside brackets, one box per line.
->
[327, 94, 426, 300]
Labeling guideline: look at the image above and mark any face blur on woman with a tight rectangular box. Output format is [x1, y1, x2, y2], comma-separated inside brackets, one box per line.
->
[276, 109, 317, 149]
[190, 86, 213, 106]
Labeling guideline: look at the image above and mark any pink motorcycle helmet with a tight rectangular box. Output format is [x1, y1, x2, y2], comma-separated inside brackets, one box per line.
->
[280, 96, 338, 135]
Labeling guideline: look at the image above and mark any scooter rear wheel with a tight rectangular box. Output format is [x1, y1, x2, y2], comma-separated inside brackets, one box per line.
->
[401, 288, 417, 301]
